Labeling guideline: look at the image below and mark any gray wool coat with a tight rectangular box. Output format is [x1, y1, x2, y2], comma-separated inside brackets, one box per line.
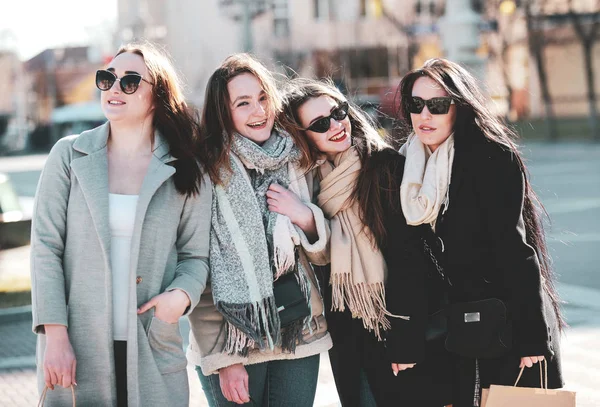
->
[30, 122, 212, 407]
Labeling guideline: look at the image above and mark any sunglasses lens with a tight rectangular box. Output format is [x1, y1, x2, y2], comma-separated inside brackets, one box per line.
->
[407, 97, 425, 114]
[120, 75, 142, 94]
[96, 70, 115, 91]
[331, 104, 349, 121]
[310, 118, 332, 133]
[428, 98, 452, 114]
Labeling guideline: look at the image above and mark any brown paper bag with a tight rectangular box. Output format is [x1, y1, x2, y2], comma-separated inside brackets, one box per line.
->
[481, 360, 575, 407]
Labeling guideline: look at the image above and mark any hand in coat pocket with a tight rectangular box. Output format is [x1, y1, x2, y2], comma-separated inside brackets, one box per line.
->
[138, 289, 191, 323]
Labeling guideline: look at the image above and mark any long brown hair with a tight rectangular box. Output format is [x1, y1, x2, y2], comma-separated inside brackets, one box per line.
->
[280, 78, 400, 249]
[199, 53, 282, 185]
[398, 58, 564, 329]
[115, 42, 204, 196]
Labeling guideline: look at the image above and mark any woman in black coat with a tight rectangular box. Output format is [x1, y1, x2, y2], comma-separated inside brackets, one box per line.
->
[391, 58, 564, 407]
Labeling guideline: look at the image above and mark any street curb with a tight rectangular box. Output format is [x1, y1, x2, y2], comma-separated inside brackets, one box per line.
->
[0, 356, 36, 370]
[0, 305, 32, 323]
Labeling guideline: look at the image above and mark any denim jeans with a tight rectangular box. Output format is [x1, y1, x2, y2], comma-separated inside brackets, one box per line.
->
[196, 355, 320, 407]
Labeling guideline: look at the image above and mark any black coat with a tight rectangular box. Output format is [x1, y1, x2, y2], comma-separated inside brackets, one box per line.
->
[376, 149, 453, 406]
[388, 133, 563, 407]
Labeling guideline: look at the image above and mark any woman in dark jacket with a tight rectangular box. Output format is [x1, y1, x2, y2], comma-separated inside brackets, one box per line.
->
[393, 58, 564, 407]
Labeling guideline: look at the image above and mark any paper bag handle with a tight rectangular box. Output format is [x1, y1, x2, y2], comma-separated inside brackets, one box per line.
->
[38, 385, 76, 407]
[514, 359, 548, 390]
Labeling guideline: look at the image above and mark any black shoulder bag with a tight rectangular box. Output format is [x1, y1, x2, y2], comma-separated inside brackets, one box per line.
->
[423, 231, 512, 358]
[272, 249, 311, 327]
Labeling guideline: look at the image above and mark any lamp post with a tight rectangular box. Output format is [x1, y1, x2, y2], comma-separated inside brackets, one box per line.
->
[219, 0, 269, 53]
[438, 0, 486, 79]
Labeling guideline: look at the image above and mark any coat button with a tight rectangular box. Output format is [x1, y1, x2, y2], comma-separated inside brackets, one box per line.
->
[136, 276, 143, 284]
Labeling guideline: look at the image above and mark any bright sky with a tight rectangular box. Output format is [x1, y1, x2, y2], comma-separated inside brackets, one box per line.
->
[0, 0, 118, 60]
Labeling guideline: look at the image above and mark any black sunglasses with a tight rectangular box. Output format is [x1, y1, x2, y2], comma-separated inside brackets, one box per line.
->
[303, 102, 349, 133]
[95, 69, 153, 95]
[406, 96, 455, 115]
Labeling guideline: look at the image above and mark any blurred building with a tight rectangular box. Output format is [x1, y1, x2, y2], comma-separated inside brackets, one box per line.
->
[114, 0, 599, 123]
[0, 51, 29, 153]
[116, 0, 252, 107]
[0, 52, 19, 116]
[262, 0, 413, 114]
[25, 46, 104, 124]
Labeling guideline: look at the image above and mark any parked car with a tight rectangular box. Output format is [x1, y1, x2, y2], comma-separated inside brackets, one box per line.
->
[0, 172, 31, 249]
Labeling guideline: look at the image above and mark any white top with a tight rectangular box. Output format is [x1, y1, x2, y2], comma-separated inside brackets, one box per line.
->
[109, 193, 139, 341]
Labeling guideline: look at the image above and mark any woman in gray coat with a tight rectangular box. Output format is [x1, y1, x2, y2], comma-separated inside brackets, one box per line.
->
[30, 42, 212, 406]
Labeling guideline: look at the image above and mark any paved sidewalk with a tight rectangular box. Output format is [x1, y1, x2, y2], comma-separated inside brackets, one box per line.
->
[0, 354, 340, 406]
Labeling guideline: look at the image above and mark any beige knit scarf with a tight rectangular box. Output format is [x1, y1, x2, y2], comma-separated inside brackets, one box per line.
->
[399, 133, 455, 230]
[317, 147, 394, 339]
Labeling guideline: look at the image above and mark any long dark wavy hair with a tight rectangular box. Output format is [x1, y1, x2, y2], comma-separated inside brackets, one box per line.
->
[280, 78, 400, 249]
[115, 42, 204, 196]
[199, 53, 282, 185]
[397, 58, 564, 329]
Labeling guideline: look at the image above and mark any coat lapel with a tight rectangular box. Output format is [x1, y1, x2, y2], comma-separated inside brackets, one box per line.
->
[70, 123, 111, 265]
[130, 155, 176, 245]
[128, 131, 177, 285]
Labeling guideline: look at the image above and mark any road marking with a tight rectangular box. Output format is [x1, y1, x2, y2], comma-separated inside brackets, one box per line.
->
[0, 356, 35, 370]
[543, 198, 600, 215]
[529, 160, 600, 176]
[557, 282, 600, 310]
[0, 155, 48, 173]
[549, 232, 600, 243]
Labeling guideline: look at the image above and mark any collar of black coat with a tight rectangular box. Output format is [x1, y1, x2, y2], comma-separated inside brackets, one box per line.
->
[71, 121, 176, 163]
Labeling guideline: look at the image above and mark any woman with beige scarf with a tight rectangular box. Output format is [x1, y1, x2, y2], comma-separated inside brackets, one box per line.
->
[280, 78, 448, 406]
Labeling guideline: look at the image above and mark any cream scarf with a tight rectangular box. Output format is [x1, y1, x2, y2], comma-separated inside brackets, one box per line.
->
[399, 133, 455, 230]
[318, 147, 397, 339]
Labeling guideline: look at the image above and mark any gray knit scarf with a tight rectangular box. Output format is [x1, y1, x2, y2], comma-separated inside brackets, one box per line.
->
[210, 129, 312, 355]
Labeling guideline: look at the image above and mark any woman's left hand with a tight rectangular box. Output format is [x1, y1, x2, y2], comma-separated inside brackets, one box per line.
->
[391, 363, 416, 376]
[520, 355, 545, 368]
[267, 183, 316, 238]
[138, 289, 191, 324]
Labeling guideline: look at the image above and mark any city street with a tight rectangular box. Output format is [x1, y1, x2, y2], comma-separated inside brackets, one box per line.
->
[0, 141, 599, 406]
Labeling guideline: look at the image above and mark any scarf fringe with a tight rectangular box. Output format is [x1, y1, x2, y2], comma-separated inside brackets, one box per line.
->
[280, 320, 305, 353]
[331, 273, 403, 340]
[217, 297, 281, 355]
[272, 215, 297, 279]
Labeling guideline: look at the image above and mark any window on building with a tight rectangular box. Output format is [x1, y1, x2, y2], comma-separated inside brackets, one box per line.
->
[332, 0, 362, 21]
[314, 0, 364, 21]
[273, 0, 290, 38]
[339, 47, 389, 79]
[314, 0, 329, 20]
[359, 0, 367, 17]
[274, 18, 290, 37]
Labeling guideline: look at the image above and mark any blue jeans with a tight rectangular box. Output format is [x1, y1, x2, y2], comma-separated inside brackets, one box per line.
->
[196, 355, 320, 407]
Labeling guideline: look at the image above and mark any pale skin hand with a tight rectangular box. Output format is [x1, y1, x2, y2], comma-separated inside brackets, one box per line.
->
[391, 363, 416, 376]
[43, 325, 77, 390]
[219, 363, 250, 404]
[520, 355, 545, 368]
[267, 183, 317, 242]
[137, 289, 191, 324]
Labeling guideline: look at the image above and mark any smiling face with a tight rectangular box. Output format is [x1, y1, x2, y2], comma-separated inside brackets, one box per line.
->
[410, 76, 456, 152]
[100, 52, 154, 124]
[297, 95, 352, 161]
[227, 72, 275, 145]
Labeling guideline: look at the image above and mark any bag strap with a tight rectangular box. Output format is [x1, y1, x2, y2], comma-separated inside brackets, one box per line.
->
[513, 359, 547, 390]
[38, 385, 76, 407]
